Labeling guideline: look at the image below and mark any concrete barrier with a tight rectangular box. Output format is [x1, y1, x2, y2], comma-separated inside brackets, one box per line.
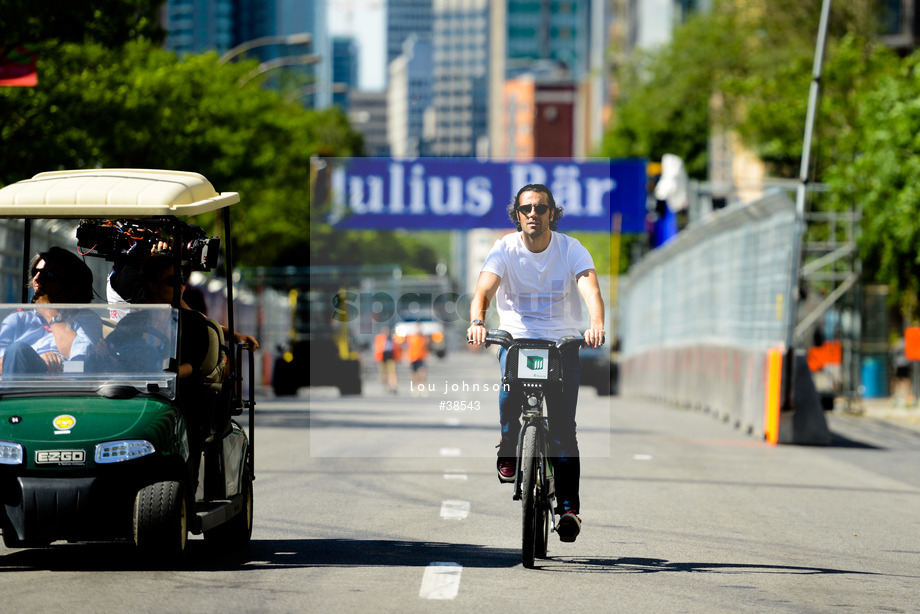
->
[619, 190, 829, 443]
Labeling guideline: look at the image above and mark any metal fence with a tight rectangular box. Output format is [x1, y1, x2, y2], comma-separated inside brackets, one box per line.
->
[619, 190, 797, 436]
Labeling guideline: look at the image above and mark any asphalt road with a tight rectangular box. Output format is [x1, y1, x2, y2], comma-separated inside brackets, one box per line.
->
[2, 349, 919, 613]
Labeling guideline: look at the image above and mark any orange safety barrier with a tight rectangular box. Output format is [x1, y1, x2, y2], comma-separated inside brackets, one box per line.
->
[825, 340, 842, 365]
[906, 327, 920, 361]
[807, 340, 842, 372]
[764, 346, 783, 445]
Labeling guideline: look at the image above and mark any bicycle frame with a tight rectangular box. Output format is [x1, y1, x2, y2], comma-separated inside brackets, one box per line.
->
[515, 397, 555, 566]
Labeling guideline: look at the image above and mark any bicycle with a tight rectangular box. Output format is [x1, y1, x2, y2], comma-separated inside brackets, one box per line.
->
[474, 329, 587, 568]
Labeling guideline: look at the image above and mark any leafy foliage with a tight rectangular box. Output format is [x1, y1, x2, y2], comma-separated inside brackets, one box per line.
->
[600, 0, 880, 179]
[824, 47, 920, 320]
[599, 0, 920, 320]
[0, 40, 362, 266]
[0, 0, 437, 272]
[0, 0, 165, 50]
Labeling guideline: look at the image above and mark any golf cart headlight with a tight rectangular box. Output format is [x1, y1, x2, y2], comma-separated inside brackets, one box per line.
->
[0, 441, 24, 465]
[95, 440, 155, 463]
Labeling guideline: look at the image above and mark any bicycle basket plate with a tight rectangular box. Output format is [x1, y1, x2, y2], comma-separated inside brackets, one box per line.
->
[517, 348, 549, 380]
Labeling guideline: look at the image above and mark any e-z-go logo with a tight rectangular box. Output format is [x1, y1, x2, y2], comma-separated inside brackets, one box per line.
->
[36, 450, 86, 465]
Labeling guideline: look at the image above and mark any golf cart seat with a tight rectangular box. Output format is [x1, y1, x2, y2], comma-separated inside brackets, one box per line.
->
[200, 316, 227, 389]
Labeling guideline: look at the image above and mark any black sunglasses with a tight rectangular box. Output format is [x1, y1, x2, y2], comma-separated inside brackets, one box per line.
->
[31, 268, 58, 281]
[517, 204, 550, 215]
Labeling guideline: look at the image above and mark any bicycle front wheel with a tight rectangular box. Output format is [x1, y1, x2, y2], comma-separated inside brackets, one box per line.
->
[535, 473, 549, 559]
[521, 424, 538, 569]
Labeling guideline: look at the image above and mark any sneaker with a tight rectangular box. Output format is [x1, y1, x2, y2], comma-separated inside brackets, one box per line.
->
[497, 457, 516, 483]
[557, 511, 581, 542]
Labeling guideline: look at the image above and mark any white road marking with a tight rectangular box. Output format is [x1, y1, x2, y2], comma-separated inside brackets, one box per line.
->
[633, 454, 653, 461]
[440, 500, 470, 520]
[419, 562, 462, 600]
[439, 447, 461, 456]
[445, 418, 461, 426]
[443, 472, 468, 480]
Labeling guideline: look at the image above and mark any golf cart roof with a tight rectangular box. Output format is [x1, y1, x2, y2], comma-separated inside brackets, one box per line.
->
[0, 169, 239, 218]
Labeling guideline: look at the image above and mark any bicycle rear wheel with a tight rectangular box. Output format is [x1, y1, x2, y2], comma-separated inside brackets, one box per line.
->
[521, 424, 538, 568]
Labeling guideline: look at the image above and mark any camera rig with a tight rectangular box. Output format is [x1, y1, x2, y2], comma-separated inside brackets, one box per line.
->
[76, 218, 220, 271]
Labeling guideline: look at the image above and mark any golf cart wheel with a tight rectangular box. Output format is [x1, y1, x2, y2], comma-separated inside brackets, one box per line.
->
[134, 481, 187, 560]
[204, 467, 253, 551]
[1, 528, 27, 549]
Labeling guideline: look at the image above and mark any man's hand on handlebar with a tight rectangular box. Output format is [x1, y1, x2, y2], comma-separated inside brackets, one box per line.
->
[467, 321, 487, 346]
[584, 327, 605, 349]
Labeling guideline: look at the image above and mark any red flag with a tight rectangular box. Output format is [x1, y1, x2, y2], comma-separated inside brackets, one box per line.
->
[0, 47, 38, 87]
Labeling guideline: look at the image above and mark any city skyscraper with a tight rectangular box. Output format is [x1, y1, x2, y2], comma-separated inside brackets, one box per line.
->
[429, 0, 490, 158]
[388, 36, 434, 158]
[349, 91, 390, 156]
[505, 0, 590, 80]
[165, 0, 235, 54]
[386, 0, 435, 70]
[305, 0, 332, 108]
[332, 36, 359, 109]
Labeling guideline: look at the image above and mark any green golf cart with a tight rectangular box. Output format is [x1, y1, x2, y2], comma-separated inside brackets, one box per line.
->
[0, 169, 255, 561]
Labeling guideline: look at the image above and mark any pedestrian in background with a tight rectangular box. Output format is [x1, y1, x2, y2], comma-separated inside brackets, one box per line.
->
[407, 323, 429, 396]
[374, 326, 401, 394]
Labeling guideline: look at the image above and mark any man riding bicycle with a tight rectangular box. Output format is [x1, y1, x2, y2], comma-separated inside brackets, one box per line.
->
[467, 184, 605, 543]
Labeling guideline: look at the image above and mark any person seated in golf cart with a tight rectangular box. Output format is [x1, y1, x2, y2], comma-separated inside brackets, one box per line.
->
[106, 254, 226, 487]
[106, 254, 223, 389]
[0, 247, 103, 374]
[105, 240, 259, 351]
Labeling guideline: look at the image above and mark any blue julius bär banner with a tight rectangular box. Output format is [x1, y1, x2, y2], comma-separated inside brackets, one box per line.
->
[326, 158, 647, 233]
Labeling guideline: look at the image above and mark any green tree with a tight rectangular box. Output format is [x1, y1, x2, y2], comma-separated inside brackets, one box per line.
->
[0, 41, 362, 266]
[600, 0, 879, 179]
[0, 0, 165, 50]
[600, 8, 741, 178]
[599, 0, 919, 317]
[824, 46, 920, 320]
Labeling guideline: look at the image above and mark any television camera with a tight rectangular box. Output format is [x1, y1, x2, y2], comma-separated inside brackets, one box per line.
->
[77, 218, 220, 271]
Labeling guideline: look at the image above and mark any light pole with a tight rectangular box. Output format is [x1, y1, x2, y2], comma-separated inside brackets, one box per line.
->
[237, 54, 322, 88]
[285, 82, 348, 103]
[218, 33, 312, 66]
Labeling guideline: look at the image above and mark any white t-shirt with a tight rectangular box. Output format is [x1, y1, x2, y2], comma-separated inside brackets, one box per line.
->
[481, 231, 595, 340]
[106, 270, 131, 321]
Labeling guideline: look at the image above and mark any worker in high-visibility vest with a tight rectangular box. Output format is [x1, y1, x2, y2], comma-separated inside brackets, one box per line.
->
[406, 324, 430, 396]
[373, 326, 401, 394]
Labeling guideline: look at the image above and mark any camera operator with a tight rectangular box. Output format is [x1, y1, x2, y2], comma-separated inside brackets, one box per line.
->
[92, 222, 258, 350]
[107, 240, 170, 320]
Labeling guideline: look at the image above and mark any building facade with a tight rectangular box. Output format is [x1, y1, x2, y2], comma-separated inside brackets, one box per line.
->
[165, 0, 235, 54]
[349, 91, 390, 156]
[386, 0, 435, 70]
[388, 36, 434, 158]
[332, 36, 359, 109]
[429, 0, 490, 158]
[496, 73, 576, 160]
[505, 0, 590, 81]
[163, 0, 327, 108]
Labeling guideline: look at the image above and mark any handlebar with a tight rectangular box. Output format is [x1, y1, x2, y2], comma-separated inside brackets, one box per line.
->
[467, 329, 603, 350]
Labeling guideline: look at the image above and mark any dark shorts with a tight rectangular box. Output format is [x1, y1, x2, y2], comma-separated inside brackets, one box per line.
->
[382, 350, 395, 362]
[410, 360, 425, 372]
